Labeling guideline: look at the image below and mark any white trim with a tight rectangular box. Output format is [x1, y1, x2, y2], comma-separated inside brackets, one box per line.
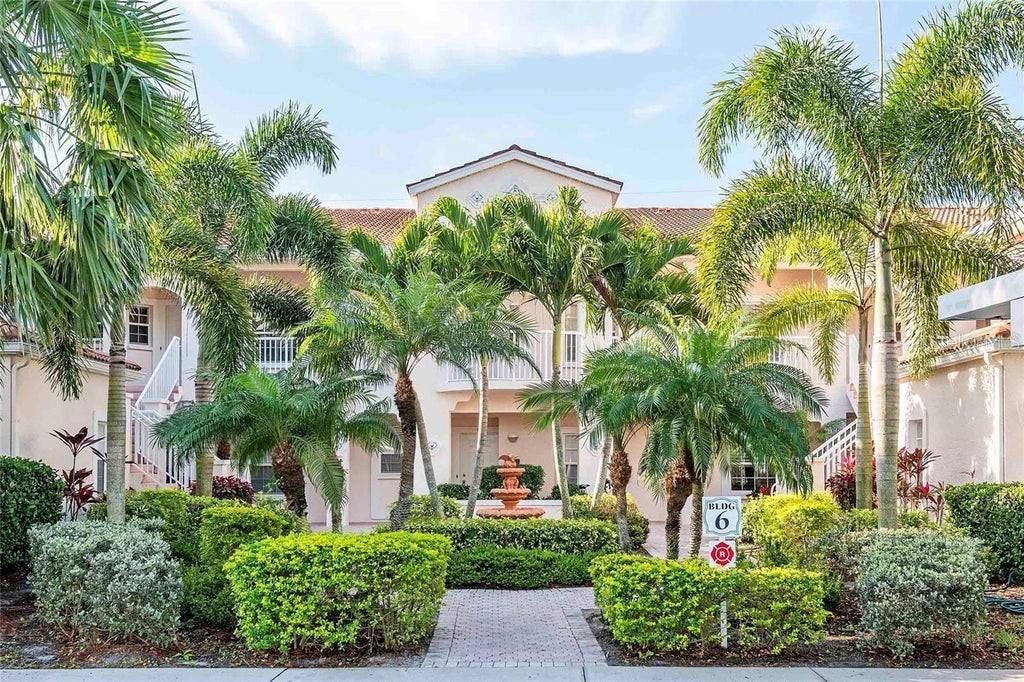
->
[406, 148, 623, 196]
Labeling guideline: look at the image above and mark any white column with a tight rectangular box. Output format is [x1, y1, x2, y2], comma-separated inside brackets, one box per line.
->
[1011, 296, 1023, 347]
[339, 441, 351, 530]
[179, 305, 200, 403]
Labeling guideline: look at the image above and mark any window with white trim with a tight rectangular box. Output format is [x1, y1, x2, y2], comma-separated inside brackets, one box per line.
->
[379, 451, 402, 476]
[907, 419, 925, 451]
[93, 421, 107, 492]
[250, 457, 280, 495]
[730, 461, 776, 494]
[563, 433, 579, 486]
[128, 306, 151, 346]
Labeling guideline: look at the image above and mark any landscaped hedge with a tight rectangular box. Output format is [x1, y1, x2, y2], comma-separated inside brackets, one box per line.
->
[388, 494, 462, 520]
[480, 461, 544, 499]
[744, 493, 840, 566]
[28, 521, 181, 644]
[438, 483, 470, 499]
[0, 457, 63, 570]
[183, 506, 289, 627]
[189, 475, 255, 503]
[401, 518, 618, 554]
[570, 494, 649, 548]
[447, 545, 601, 589]
[225, 532, 450, 653]
[857, 529, 987, 658]
[944, 482, 1024, 579]
[591, 554, 826, 654]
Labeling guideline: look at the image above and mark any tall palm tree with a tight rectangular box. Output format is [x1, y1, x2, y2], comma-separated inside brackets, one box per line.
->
[496, 186, 629, 515]
[1, 0, 183, 398]
[585, 221, 704, 517]
[697, 2, 1024, 526]
[155, 365, 395, 519]
[426, 197, 537, 517]
[751, 225, 1019, 509]
[581, 319, 823, 558]
[143, 103, 338, 498]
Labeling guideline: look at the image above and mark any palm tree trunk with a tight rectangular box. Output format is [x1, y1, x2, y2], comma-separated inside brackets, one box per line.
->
[464, 355, 490, 518]
[105, 312, 127, 523]
[871, 235, 899, 528]
[550, 319, 572, 517]
[193, 353, 214, 497]
[330, 503, 342, 533]
[609, 436, 632, 551]
[855, 312, 874, 509]
[689, 479, 704, 558]
[270, 442, 306, 516]
[664, 455, 693, 560]
[413, 393, 443, 516]
[391, 371, 418, 528]
[591, 436, 612, 509]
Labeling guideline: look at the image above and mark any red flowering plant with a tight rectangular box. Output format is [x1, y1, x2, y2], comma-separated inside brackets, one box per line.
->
[189, 475, 255, 503]
[896, 447, 940, 512]
[50, 427, 103, 518]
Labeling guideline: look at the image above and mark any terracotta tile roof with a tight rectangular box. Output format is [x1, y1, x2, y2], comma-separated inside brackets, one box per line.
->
[327, 207, 415, 243]
[326, 205, 991, 244]
[0, 324, 141, 371]
[621, 207, 714, 240]
[406, 144, 623, 192]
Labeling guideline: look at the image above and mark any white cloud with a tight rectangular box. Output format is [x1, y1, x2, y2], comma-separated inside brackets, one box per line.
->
[181, 0, 675, 71]
[630, 84, 690, 121]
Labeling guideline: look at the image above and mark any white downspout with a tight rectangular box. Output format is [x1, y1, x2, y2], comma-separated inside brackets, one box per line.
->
[9, 349, 31, 456]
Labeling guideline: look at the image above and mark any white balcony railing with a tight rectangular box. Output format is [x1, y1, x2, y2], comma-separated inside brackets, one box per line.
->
[443, 331, 583, 387]
[135, 336, 181, 407]
[257, 335, 296, 373]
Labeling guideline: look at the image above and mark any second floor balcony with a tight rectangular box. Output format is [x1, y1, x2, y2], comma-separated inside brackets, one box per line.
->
[441, 330, 583, 390]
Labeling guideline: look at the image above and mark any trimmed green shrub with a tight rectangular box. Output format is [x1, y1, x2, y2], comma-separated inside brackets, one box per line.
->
[438, 483, 469, 499]
[28, 521, 181, 644]
[183, 506, 289, 627]
[252, 494, 310, 534]
[945, 482, 1024, 579]
[570, 494, 649, 548]
[401, 518, 618, 554]
[448, 545, 601, 588]
[591, 554, 825, 654]
[388, 494, 461, 520]
[547, 483, 588, 499]
[225, 531, 450, 653]
[1, 457, 63, 570]
[856, 529, 987, 658]
[745, 493, 840, 566]
[480, 461, 544, 499]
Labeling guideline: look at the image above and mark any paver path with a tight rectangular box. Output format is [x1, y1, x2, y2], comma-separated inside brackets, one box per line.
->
[422, 588, 606, 668]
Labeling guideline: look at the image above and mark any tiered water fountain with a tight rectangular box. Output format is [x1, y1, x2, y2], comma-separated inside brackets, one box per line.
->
[477, 453, 545, 519]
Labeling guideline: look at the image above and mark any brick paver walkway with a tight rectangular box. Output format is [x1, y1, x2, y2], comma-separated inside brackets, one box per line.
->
[422, 588, 607, 668]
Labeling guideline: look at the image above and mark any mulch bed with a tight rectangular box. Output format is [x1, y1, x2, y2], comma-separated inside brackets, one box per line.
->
[585, 586, 1024, 669]
[0, 572, 426, 669]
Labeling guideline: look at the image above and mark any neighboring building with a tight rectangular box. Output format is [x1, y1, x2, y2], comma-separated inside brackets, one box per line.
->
[0, 145, 1006, 527]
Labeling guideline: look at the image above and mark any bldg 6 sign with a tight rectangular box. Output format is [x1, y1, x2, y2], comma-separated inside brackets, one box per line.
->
[702, 496, 742, 538]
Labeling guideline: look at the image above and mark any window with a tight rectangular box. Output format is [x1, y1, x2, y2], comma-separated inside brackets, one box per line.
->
[379, 451, 402, 475]
[93, 421, 107, 492]
[563, 433, 579, 486]
[250, 458, 280, 495]
[128, 306, 151, 346]
[907, 419, 925, 451]
[730, 461, 776, 494]
[562, 304, 580, 332]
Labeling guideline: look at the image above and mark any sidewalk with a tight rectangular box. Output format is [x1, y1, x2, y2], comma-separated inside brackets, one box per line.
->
[4, 668, 1023, 681]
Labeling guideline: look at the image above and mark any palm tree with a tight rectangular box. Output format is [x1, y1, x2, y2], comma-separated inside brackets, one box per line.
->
[426, 197, 537, 517]
[155, 365, 395, 519]
[143, 103, 338, 498]
[496, 186, 629, 515]
[697, 3, 1024, 526]
[581, 319, 823, 558]
[750, 226, 1019, 509]
[585, 221, 705, 521]
[1, 0, 183, 397]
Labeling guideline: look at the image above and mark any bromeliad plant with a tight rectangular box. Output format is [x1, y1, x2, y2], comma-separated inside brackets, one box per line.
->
[51, 428, 103, 519]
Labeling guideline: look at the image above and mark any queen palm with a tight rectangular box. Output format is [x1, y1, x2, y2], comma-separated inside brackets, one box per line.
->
[581, 319, 823, 558]
[1, 0, 183, 397]
[750, 224, 1019, 508]
[142, 103, 338, 499]
[155, 365, 395, 520]
[697, 2, 1024, 526]
[585, 222, 704, 519]
[496, 186, 630, 515]
[426, 196, 537, 517]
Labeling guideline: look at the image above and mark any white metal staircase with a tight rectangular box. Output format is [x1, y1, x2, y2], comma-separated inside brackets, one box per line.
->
[811, 419, 857, 481]
[126, 337, 193, 489]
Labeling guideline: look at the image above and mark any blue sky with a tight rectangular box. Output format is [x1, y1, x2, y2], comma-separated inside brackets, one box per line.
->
[182, 0, 1024, 208]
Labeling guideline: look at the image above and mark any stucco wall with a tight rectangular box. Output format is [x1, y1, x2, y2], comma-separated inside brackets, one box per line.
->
[412, 159, 617, 213]
[900, 351, 1024, 485]
[1, 354, 117, 473]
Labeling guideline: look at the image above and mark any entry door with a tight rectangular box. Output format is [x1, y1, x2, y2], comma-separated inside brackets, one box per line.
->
[455, 427, 498, 484]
